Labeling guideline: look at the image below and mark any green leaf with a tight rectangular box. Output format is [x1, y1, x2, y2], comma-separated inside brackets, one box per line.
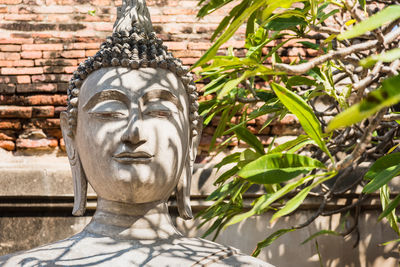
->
[203, 74, 228, 96]
[193, 0, 296, 68]
[271, 83, 332, 161]
[363, 164, 400, 193]
[88, 10, 96, 16]
[271, 185, 312, 222]
[197, 0, 235, 18]
[215, 166, 239, 184]
[287, 76, 317, 87]
[233, 126, 265, 155]
[358, 0, 366, 11]
[360, 48, 400, 68]
[252, 229, 296, 257]
[215, 152, 241, 171]
[226, 174, 320, 227]
[327, 75, 400, 132]
[270, 135, 309, 153]
[380, 185, 400, 235]
[238, 153, 325, 184]
[301, 230, 340, 245]
[265, 16, 307, 31]
[364, 152, 400, 180]
[218, 70, 257, 99]
[378, 193, 400, 221]
[379, 238, 400, 246]
[338, 5, 400, 40]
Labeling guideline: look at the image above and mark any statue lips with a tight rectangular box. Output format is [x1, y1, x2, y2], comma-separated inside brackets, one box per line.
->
[113, 151, 154, 164]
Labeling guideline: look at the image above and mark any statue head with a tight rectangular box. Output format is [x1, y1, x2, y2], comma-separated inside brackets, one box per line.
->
[59, 0, 202, 220]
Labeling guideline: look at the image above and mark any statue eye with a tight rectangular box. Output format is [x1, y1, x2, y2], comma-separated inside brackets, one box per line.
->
[88, 100, 129, 120]
[144, 109, 172, 118]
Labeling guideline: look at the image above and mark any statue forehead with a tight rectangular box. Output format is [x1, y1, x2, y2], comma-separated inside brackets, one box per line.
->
[80, 67, 186, 99]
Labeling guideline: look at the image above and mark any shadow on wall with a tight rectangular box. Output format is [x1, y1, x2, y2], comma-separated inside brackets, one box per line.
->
[176, 209, 398, 267]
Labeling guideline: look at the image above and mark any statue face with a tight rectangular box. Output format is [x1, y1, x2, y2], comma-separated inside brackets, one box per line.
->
[75, 67, 190, 203]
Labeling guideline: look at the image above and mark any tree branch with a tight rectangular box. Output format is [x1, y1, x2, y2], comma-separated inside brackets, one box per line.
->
[274, 27, 400, 75]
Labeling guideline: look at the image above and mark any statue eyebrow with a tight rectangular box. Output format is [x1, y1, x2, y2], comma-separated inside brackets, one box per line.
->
[82, 89, 129, 111]
[140, 89, 183, 112]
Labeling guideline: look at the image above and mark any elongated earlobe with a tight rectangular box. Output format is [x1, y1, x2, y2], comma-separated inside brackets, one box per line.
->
[60, 112, 88, 216]
[176, 159, 193, 220]
[176, 121, 202, 220]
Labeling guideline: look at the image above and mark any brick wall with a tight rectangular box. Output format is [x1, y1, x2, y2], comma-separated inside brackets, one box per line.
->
[0, 0, 310, 155]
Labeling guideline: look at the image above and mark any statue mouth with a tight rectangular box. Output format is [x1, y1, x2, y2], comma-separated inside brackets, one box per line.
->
[113, 151, 154, 164]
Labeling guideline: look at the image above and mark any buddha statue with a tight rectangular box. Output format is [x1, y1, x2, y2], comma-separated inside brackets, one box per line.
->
[0, 1, 273, 266]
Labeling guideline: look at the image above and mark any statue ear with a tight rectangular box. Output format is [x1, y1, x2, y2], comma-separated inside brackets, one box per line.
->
[60, 112, 88, 216]
[176, 121, 202, 220]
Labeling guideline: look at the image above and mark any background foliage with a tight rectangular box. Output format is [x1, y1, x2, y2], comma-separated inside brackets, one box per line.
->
[194, 0, 400, 257]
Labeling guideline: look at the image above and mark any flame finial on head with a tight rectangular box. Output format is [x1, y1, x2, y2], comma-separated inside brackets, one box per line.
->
[114, 0, 153, 34]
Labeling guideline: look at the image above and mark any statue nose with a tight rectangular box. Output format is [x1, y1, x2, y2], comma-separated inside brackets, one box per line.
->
[121, 116, 146, 145]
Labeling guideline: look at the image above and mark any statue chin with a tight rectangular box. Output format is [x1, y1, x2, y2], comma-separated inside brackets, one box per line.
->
[0, 0, 274, 266]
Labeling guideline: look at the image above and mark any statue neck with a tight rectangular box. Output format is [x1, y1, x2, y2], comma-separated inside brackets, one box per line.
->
[84, 198, 182, 240]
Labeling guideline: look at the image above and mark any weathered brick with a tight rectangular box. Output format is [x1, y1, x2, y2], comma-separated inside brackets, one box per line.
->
[0, 95, 18, 105]
[30, 6, 74, 14]
[221, 40, 245, 49]
[60, 50, 85, 58]
[0, 76, 17, 83]
[22, 43, 63, 51]
[16, 138, 58, 150]
[151, 15, 170, 23]
[44, 128, 62, 139]
[0, 60, 14, 67]
[0, 84, 16, 94]
[17, 83, 58, 93]
[94, 22, 112, 32]
[180, 57, 198, 65]
[1, 67, 43, 75]
[271, 124, 304, 135]
[85, 49, 97, 57]
[12, 60, 35, 67]
[21, 51, 42, 59]
[163, 42, 187, 51]
[0, 0, 22, 4]
[0, 140, 15, 151]
[26, 118, 60, 129]
[57, 82, 68, 92]
[173, 50, 202, 58]
[42, 51, 61, 59]
[35, 59, 78, 66]
[54, 106, 67, 116]
[31, 74, 72, 83]
[0, 38, 33, 44]
[25, 95, 67, 105]
[63, 42, 100, 50]
[43, 66, 76, 73]
[4, 14, 41, 21]
[163, 8, 196, 15]
[0, 106, 32, 119]
[0, 45, 21, 52]
[0, 130, 16, 141]
[0, 120, 21, 130]
[16, 75, 31, 84]
[187, 42, 211, 50]
[32, 106, 55, 118]
[0, 52, 20, 60]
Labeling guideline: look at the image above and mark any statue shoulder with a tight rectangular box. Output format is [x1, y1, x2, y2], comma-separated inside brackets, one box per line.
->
[0, 234, 274, 267]
[175, 237, 274, 267]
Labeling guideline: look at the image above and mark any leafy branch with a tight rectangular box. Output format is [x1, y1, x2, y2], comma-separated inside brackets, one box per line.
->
[194, 0, 400, 259]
